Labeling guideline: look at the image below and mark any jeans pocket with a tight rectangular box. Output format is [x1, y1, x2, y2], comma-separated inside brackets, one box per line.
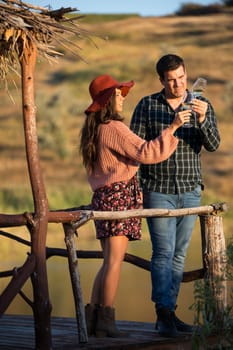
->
[192, 185, 202, 198]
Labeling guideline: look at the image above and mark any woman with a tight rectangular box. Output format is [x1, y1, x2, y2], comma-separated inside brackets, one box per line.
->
[80, 74, 185, 338]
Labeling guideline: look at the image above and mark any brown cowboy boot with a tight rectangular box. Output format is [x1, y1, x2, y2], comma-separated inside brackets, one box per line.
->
[95, 306, 128, 338]
[85, 304, 98, 336]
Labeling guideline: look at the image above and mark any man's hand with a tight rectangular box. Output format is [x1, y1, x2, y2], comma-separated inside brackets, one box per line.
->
[191, 99, 208, 124]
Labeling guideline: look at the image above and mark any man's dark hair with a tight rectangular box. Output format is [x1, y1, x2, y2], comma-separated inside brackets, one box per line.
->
[156, 54, 185, 79]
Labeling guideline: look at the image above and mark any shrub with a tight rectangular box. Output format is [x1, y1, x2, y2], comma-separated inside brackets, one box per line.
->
[176, 3, 223, 16]
[221, 0, 233, 6]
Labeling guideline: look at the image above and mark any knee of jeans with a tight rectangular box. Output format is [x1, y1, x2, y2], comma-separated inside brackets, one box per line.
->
[152, 248, 174, 262]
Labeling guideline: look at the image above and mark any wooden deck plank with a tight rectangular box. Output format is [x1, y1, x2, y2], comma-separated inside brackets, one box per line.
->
[0, 314, 220, 349]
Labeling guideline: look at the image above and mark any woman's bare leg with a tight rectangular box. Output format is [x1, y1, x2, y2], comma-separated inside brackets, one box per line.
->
[90, 236, 128, 306]
[101, 236, 128, 306]
[90, 240, 106, 304]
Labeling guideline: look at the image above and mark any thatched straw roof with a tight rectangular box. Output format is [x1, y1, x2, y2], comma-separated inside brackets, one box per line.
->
[0, 0, 91, 82]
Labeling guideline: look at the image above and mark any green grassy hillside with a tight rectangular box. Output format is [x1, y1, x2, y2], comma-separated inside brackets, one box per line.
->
[0, 13, 232, 233]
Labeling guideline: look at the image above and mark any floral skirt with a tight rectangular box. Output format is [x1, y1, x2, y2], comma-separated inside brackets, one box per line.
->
[91, 175, 142, 240]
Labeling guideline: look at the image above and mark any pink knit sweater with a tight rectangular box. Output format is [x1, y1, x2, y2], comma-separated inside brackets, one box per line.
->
[87, 120, 178, 191]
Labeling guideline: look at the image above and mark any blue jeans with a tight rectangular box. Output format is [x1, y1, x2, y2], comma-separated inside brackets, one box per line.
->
[143, 186, 201, 311]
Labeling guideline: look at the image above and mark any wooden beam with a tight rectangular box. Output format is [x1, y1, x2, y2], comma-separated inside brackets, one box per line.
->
[0, 203, 228, 228]
[0, 254, 35, 315]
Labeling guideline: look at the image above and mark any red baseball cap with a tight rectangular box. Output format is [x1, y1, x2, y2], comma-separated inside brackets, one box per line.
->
[85, 74, 134, 114]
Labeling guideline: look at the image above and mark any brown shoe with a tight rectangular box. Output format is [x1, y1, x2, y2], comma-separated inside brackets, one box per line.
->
[85, 304, 98, 336]
[95, 306, 129, 338]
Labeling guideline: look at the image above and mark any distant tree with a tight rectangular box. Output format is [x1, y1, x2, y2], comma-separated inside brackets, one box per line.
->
[221, 0, 233, 6]
[176, 3, 222, 16]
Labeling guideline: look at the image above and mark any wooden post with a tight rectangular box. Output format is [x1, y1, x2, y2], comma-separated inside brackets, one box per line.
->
[63, 224, 88, 343]
[200, 214, 227, 319]
[20, 42, 52, 349]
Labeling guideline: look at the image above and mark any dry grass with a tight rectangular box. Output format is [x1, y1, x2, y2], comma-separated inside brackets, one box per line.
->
[0, 13, 232, 232]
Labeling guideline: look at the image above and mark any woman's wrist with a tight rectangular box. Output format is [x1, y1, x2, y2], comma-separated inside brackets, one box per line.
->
[167, 124, 177, 135]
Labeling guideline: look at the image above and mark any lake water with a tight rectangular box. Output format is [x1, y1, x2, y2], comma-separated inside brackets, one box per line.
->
[0, 218, 229, 325]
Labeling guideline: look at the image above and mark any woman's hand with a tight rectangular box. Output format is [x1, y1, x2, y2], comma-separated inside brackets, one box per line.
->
[169, 109, 192, 134]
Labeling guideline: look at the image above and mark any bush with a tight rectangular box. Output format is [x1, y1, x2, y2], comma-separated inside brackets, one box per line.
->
[176, 3, 223, 16]
[221, 0, 233, 6]
[0, 188, 33, 212]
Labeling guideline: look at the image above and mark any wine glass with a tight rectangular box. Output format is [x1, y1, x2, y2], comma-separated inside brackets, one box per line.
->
[192, 77, 207, 98]
[181, 78, 207, 128]
[181, 92, 193, 128]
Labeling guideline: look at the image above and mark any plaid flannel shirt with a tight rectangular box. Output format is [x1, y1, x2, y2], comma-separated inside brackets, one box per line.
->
[130, 90, 220, 194]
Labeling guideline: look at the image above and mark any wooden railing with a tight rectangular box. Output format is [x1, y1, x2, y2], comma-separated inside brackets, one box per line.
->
[0, 202, 228, 345]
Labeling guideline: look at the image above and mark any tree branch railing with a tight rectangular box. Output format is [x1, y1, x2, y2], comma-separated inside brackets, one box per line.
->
[0, 202, 228, 227]
[0, 230, 204, 282]
[0, 202, 228, 345]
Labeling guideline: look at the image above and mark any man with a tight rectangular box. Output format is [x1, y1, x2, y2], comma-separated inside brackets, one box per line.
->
[130, 54, 220, 337]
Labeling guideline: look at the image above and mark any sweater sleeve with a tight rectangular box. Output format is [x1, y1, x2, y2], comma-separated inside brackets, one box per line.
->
[100, 121, 178, 165]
